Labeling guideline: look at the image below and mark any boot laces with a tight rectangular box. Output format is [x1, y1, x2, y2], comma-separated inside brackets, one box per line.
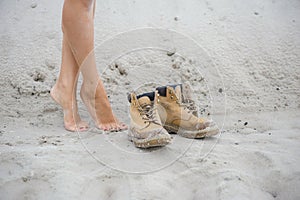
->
[138, 105, 161, 125]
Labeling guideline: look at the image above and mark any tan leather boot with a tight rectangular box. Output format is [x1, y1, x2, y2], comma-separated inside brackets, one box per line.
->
[128, 91, 171, 148]
[156, 85, 219, 138]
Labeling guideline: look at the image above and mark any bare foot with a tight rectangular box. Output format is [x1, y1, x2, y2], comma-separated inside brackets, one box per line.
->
[50, 84, 89, 132]
[80, 81, 127, 131]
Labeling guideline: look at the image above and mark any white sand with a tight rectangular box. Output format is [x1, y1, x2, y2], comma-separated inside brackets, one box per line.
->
[1, 0, 300, 199]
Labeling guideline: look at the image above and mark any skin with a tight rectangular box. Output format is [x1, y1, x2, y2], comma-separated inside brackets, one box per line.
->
[51, 0, 127, 132]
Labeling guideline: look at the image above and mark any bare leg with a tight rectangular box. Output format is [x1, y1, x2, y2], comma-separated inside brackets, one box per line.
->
[51, 36, 89, 132]
[61, 0, 127, 131]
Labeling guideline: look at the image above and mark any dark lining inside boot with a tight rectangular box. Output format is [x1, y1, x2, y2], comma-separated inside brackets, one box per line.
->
[156, 84, 182, 97]
[128, 91, 155, 103]
[127, 84, 183, 102]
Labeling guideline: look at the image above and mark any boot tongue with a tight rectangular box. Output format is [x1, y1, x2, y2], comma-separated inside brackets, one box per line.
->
[174, 83, 194, 103]
[138, 96, 154, 120]
[174, 85, 183, 102]
[138, 96, 151, 107]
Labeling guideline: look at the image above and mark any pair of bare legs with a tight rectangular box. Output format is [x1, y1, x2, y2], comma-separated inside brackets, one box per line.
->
[50, 0, 127, 132]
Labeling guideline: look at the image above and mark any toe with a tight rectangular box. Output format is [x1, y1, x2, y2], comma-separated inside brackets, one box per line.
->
[64, 121, 76, 132]
[65, 125, 76, 132]
[103, 125, 110, 131]
[116, 124, 122, 131]
[65, 124, 81, 132]
[99, 124, 111, 131]
[119, 122, 128, 130]
[113, 122, 121, 131]
[108, 123, 117, 131]
[78, 121, 89, 131]
[116, 122, 126, 130]
[79, 126, 88, 131]
[97, 124, 106, 131]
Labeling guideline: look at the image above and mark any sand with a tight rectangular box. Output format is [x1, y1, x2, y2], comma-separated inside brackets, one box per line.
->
[0, 0, 300, 199]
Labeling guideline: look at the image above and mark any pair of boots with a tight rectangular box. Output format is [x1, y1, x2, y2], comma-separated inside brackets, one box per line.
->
[128, 84, 219, 148]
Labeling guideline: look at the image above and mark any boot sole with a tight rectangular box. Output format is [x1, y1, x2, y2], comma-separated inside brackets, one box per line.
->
[164, 124, 219, 139]
[128, 129, 171, 148]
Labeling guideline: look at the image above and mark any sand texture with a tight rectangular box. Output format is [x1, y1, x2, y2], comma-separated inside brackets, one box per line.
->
[0, 0, 300, 199]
